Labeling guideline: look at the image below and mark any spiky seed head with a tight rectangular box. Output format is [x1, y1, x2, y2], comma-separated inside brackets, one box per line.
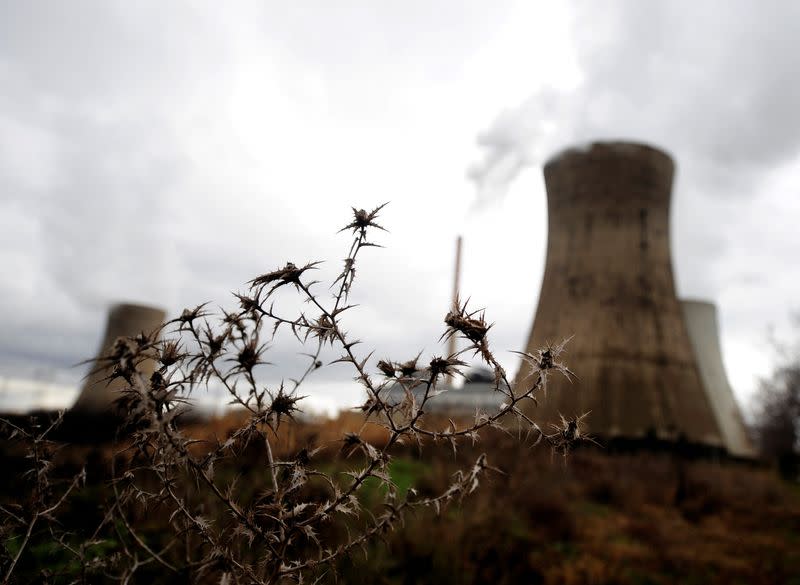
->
[377, 360, 396, 378]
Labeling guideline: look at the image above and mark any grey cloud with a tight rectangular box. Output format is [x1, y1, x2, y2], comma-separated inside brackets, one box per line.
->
[0, 2, 463, 396]
[471, 0, 800, 201]
[467, 0, 800, 404]
[242, 1, 511, 83]
[0, 78, 186, 380]
[467, 89, 566, 207]
[4, 1, 795, 412]
[0, 2, 232, 103]
[468, 0, 800, 299]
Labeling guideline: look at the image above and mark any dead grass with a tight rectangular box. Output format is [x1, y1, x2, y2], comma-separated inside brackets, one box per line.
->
[2, 411, 798, 584]
[300, 415, 800, 585]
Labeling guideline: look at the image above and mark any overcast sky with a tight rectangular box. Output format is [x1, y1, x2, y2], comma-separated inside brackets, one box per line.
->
[1, 1, 798, 415]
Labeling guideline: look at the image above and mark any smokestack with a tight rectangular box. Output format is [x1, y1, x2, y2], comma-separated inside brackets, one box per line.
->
[680, 299, 756, 457]
[514, 141, 724, 447]
[72, 303, 166, 415]
[447, 236, 462, 385]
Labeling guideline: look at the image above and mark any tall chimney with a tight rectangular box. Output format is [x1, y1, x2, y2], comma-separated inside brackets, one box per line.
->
[72, 303, 166, 415]
[447, 236, 463, 362]
[514, 141, 723, 447]
[681, 299, 755, 457]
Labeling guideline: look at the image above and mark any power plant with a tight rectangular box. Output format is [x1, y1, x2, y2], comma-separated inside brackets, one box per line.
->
[24, 141, 752, 459]
[681, 299, 755, 457]
[512, 141, 748, 453]
[71, 303, 166, 416]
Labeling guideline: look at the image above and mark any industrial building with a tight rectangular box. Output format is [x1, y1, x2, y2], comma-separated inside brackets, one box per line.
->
[512, 141, 750, 454]
[383, 365, 505, 416]
[71, 302, 166, 415]
[681, 299, 755, 457]
[65, 142, 754, 458]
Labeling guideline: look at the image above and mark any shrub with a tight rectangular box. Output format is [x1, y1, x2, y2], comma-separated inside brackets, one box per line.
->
[1, 205, 582, 584]
[752, 317, 800, 479]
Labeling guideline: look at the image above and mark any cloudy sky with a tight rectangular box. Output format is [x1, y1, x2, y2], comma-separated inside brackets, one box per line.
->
[1, 1, 798, 415]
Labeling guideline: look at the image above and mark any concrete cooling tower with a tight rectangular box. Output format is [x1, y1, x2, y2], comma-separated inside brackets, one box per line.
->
[72, 303, 166, 415]
[681, 299, 755, 457]
[514, 141, 725, 449]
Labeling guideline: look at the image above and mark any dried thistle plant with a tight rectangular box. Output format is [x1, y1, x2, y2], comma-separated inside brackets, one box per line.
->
[1, 204, 589, 584]
[0, 413, 89, 582]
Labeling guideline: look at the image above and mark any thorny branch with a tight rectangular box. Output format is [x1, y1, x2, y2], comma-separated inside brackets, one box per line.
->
[0, 204, 589, 584]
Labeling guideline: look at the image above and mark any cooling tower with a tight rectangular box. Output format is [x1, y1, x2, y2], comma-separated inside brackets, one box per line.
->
[681, 299, 755, 457]
[514, 141, 724, 447]
[72, 303, 166, 415]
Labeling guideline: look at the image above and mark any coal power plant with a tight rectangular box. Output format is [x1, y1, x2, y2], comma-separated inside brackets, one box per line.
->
[513, 141, 751, 456]
[71, 303, 166, 416]
[60, 142, 753, 459]
[681, 299, 755, 457]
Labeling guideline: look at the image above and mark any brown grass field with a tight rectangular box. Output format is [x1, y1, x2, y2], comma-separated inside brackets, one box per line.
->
[2, 411, 799, 584]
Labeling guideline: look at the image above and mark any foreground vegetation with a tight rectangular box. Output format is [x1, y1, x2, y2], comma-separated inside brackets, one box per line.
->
[1, 205, 585, 583]
[1, 413, 798, 584]
[2, 204, 797, 584]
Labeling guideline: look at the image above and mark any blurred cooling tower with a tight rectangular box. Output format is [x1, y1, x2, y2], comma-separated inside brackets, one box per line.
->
[514, 141, 725, 448]
[681, 299, 755, 457]
[71, 303, 166, 415]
